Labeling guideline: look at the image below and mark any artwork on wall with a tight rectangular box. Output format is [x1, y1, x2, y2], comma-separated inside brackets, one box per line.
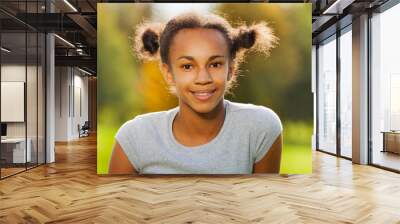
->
[1, 81, 25, 122]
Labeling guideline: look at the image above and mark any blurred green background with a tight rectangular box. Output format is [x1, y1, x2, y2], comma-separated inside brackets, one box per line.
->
[98, 3, 312, 174]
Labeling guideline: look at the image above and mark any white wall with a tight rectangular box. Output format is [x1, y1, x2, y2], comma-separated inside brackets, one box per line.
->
[55, 67, 89, 141]
[55, 67, 69, 141]
[72, 72, 89, 138]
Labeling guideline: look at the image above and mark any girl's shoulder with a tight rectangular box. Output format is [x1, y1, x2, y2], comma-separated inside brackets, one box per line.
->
[117, 108, 175, 132]
[227, 100, 282, 130]
[228, 101, 280, 120]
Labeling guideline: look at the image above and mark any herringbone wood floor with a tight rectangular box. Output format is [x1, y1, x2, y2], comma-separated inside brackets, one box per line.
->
[1, 135, 400, 224]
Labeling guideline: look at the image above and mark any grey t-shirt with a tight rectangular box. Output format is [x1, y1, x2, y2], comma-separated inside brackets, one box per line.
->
[114, 99, 282, 174]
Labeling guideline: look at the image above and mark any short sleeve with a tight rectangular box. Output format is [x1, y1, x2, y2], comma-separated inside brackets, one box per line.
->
[253, 107, 283, 163]
[113, 119, 142, 172]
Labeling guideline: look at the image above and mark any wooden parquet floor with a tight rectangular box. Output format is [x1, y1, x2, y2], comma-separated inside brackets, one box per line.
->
[1, 135, 400, 224]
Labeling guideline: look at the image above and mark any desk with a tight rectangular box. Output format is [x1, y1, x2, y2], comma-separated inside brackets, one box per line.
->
[381, 131, 400, 154]
[1, 138, 31, 163]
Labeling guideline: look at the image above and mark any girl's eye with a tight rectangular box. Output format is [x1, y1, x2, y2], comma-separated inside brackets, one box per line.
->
[210, 62, 222, 68]
[181, 64, 193, 71]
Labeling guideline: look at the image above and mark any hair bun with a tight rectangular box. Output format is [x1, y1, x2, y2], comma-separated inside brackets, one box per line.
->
[142, 29, 160, 55]
[236, 28, 256, 49]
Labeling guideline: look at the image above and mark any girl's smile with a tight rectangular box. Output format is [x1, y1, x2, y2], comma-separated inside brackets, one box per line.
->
[190, 88, 216, 101]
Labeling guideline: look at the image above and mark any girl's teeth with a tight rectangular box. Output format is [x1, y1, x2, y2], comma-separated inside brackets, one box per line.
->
[192, 91, 214, 100]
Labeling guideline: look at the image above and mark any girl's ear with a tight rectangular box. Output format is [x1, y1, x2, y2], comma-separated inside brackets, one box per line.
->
[162, 63, 175, 86]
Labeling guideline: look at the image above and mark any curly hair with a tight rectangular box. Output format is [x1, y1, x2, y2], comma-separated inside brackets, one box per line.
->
[134, 12, 278, 95]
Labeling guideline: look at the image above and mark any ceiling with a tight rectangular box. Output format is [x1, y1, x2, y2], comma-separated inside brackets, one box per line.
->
[0, 0, 392, 74]
[1, 0, 97, 74]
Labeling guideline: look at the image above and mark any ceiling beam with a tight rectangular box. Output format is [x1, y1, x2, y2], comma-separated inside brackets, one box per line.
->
[67, 13, 97, 39]
[322, 0, 356, 14]
[55, 55, 96, 72]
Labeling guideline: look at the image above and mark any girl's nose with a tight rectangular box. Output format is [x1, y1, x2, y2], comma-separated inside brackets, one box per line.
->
[194, 67, 212, 85]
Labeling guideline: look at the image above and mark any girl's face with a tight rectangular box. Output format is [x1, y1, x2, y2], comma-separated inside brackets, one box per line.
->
[162, 28, 231, 114]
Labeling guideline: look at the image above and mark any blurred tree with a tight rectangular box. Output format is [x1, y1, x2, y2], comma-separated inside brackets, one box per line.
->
[98, 4, 152, 127]
[138, 61, 178, 112]
[217, 3, 312, 122]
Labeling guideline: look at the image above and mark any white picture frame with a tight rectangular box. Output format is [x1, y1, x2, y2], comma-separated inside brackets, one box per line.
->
[1, 81, 25, 122]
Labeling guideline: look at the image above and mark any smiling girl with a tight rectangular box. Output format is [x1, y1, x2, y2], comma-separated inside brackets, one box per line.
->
[108, 12, 283, 175]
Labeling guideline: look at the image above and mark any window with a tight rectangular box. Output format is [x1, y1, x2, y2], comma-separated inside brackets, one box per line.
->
[371, 2, 400, 171]
[317, 35, 337, 154]
[339, 27, 352, 158]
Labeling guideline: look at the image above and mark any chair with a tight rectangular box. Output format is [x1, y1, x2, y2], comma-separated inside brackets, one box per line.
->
[78, 121, 90, 138]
